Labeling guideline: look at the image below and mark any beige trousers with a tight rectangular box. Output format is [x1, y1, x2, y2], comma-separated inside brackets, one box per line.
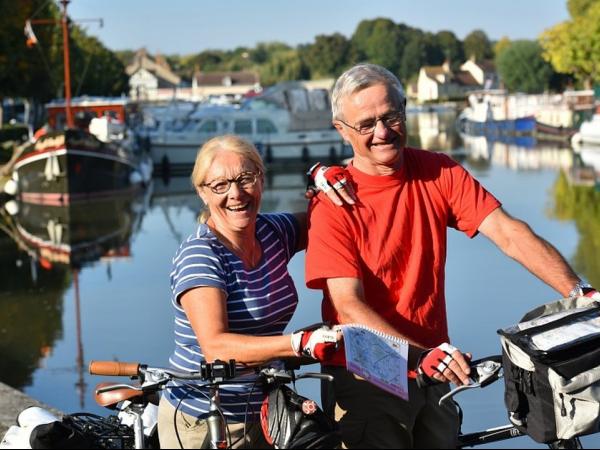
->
[157, 396, 270, 449]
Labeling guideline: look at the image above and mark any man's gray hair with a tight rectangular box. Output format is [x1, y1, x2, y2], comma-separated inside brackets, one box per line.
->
[331, 63, 406, 121]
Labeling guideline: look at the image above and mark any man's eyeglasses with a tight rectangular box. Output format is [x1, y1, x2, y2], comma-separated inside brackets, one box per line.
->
[337, 110, 406, 135]
[200, 171, 261, 194]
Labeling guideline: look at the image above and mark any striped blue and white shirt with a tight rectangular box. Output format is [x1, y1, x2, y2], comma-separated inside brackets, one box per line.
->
[164, 213, 300, 421]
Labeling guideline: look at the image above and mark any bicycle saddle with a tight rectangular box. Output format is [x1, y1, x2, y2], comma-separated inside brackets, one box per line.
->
[94, 382, 144, 409]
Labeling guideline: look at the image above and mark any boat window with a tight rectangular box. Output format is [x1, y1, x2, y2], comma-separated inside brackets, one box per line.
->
[234, 119, 253, 135]
[197, 120, 218, 133]
[257, 119, 277, 134]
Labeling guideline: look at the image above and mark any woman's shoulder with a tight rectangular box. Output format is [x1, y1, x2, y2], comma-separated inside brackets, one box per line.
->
[175, 224, 220, 258]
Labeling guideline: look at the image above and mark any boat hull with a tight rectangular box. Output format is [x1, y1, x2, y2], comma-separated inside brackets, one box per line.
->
[458, 115, 536, 137]
[150, 135, 346, 172]
[14, 130, 142, 205]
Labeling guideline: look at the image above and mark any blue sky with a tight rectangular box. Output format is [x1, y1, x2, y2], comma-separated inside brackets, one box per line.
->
[68, 0, 570, 55]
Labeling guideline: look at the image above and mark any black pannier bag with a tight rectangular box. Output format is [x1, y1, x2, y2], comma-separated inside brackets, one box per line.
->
[498, 296, 600, 443]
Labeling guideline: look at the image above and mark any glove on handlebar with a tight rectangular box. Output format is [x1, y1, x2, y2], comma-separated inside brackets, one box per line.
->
[583, 288, 600, 300]
[291, 326, 340, 361]
[416, 342, 457, 388]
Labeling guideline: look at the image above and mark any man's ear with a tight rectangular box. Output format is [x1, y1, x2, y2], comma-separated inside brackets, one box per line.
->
[333, 121, 350, 142]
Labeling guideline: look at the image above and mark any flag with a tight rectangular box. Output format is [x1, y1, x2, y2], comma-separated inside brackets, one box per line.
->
[24, 20, 38, 47]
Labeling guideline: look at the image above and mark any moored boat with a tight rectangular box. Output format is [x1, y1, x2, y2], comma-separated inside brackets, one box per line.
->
[12, 128, 149, 205]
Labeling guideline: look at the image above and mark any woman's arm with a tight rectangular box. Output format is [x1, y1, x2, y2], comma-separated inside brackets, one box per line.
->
[292, 212, 308, 252]
[181, 286, 297, 366]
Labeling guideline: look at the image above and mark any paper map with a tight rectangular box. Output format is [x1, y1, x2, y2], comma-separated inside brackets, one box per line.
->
[341, 324, 409, 400]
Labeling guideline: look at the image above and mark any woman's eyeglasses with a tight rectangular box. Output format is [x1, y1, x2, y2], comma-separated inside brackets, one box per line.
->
[201, 171, 261, 194]
[337, 110, 405, 135]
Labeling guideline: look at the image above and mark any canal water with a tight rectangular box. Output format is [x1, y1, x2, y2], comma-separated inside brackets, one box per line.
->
[2, 110, 600, 448]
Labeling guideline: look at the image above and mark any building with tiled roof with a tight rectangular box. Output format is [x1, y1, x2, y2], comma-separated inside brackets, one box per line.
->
[191, 70, 261, 101]
[126, 49, 182, 101]
[416, 58, 498, 102]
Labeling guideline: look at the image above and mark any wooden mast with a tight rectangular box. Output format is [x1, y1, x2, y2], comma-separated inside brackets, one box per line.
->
[60, 0, 74, 128]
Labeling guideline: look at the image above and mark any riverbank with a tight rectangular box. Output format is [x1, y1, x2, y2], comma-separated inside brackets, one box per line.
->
[0, 382, 62, 437]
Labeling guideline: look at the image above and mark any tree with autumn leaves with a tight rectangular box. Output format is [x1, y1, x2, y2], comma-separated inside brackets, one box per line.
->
[539, 0, 600, 88]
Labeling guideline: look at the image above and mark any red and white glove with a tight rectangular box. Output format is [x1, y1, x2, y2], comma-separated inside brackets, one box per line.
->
[416, 342, 458, 388]
[291, 326, 340, 361]
[570, 282, 600, 301]
[307, 162, 351, 193]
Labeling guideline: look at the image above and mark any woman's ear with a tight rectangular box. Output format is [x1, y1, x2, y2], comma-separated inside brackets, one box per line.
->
[196, 185, 208, 203]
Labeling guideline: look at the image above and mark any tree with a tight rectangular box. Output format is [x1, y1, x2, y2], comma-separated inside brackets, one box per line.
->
[539, 1, 600, 87]
[434, 30, 464, 69]
[567, 0, 596, 17]
[463, 29, 493, 61]
[350, 18, 405, 75]
[494, 36, 511, 59]
[496, 40, 554, 93]
[301, 33, 350, 79]
[259, 49, 308, 86]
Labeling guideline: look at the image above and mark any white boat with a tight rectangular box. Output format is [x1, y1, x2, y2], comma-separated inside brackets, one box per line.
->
[146, 82, 345, 170]
[573, 111, 600, 145]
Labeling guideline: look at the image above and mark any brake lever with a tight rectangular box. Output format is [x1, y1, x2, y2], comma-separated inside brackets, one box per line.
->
[438, 357, 502, 406]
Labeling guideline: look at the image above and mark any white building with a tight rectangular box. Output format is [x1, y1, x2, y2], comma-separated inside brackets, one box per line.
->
[126, 49, 181, 101]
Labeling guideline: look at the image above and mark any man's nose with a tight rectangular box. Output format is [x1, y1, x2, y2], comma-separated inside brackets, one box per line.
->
[373, 118, 392, 139]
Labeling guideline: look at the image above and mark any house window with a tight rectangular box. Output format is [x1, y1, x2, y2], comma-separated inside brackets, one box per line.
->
[257, 119, 277, 134]
[234, 119, 252, 135]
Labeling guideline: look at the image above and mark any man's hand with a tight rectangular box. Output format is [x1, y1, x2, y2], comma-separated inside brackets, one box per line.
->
[416, 343, 472, 388]
[583, 288, 600, 301]
[305, 162, 356, 206]
[291, 325, 342, 361]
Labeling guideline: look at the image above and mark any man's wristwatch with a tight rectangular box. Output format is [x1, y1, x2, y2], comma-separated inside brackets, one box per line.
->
[569, 281, 594, 299]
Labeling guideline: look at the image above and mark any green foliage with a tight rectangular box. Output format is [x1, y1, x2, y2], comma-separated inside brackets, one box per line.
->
[463, 29, 493, 61]
[259, 49, 309, 86]
[540, 1, 600, 87]
[552, 170, 600, 287]
[496, 40, 555, 93]
[567, 0, 596, 17]
[351, 18, 407, 75]
[435, 30, 465, 70]
[301, 33, 350, 79]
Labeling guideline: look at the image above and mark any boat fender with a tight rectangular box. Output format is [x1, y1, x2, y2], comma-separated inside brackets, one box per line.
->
[129, 171, 143, 185]
[4, 200, 19, 216]
[571, 132, 582, 149]
[3, 179, 17, 196]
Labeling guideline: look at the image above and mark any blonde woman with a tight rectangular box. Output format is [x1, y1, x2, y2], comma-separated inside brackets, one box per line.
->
[158, 135, 345, 448]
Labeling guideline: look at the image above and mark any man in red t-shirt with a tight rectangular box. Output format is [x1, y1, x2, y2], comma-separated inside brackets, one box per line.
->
[305, 63, 586, 449]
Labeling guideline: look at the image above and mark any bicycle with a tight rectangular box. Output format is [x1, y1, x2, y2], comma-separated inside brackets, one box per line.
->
[444, 355, 582, 449]
[86, 358, 339, 449]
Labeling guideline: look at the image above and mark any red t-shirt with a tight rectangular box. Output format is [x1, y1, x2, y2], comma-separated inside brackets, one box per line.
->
[305, 147, 501, 366]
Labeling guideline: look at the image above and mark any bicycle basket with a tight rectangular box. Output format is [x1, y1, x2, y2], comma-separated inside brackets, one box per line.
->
[32, 413, 135, 449]
[260, 384, 340, 449]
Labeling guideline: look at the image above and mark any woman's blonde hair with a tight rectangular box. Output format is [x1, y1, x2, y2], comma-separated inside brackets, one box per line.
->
[191, 135, 265, 223]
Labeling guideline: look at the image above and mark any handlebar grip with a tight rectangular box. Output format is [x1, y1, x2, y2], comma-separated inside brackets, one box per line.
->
[89, 360, 140, 376]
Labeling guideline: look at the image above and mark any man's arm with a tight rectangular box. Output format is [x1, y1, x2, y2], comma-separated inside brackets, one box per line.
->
[478, 207, 580, 297]
[327, 277, 472, 385]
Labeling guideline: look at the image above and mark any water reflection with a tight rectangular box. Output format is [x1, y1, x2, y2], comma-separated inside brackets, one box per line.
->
[0, 188, 151, 406]
[2, 111, 600, 448]
[552, 169, 600, 287]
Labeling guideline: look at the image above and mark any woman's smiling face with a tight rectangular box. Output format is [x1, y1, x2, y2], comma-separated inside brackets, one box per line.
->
[197, 151, 263, 234]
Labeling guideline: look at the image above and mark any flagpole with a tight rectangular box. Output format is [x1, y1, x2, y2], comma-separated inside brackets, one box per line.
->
[60, 0, 74, 128]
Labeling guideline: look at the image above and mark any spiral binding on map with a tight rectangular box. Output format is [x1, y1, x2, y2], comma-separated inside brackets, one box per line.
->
[341, 323, 409, 345]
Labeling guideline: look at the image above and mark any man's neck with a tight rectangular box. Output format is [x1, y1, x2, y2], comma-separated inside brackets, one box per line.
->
[352, 151, 404, 176]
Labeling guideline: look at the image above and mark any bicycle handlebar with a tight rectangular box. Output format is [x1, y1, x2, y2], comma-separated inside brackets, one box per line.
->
[89, 361, 141, 376]
[438, 355, 503, 406]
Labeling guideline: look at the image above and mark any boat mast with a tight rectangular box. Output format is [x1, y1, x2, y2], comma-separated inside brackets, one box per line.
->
[60, 0, 74, 128]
